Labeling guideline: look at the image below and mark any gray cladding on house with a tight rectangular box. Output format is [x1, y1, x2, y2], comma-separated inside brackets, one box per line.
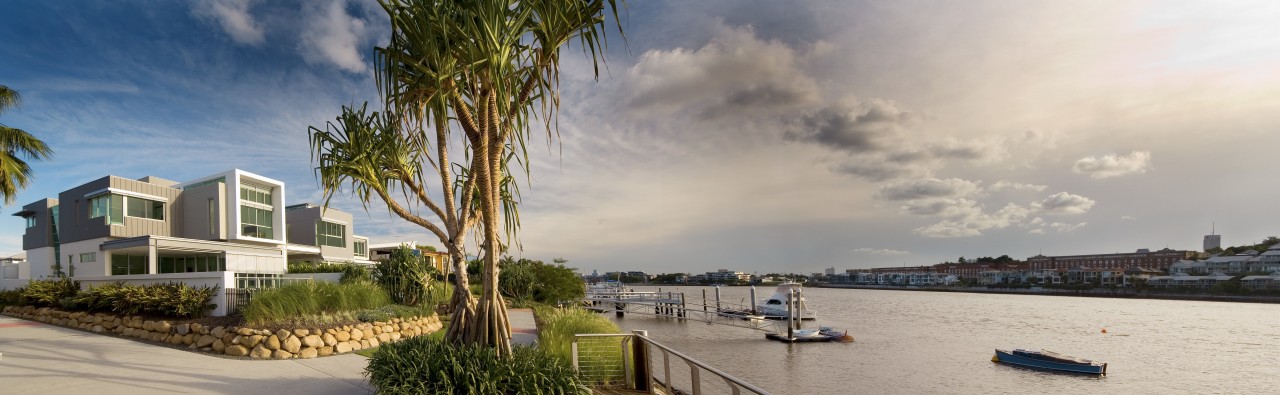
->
[20, 198, 58, 250]
[56, 176, 184, 244]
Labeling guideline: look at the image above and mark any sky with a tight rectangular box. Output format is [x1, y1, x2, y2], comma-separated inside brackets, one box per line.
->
[2, 1, 1279, 276]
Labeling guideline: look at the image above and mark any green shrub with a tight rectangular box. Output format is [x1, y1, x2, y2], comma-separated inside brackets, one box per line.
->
[21, 278, 80, 307]
[241, 281, 391, 326]
[340, 264, 371, 284]
[365, 336, 588, 394]
[535, 306, 621, 364]
[69, 282, 216, 318]
[499, 257, 585, 305]
[374, 246, 438, 306]
[0, 288, 24, 307]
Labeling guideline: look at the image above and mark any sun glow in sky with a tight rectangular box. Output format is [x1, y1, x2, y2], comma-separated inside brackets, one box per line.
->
[2, 1, 1279, 275]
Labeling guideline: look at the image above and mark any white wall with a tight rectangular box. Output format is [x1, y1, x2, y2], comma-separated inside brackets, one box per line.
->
[59, 237, 109, 277]
[25, 247, 55, 279]
[225, 251, 287, 274]
[77, 271, 234, 316]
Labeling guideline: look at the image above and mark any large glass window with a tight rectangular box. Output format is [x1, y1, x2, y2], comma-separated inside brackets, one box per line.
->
[316, 220, 346, 247]
[159, 254, 225, 274]
[125, 196, 164, 220]
[89, 194, 124, 225]
[24, 215, 35, 228]
[240, 184, 273, 205]
[110, 254, 148, 275]
[354, 240, 367, 257]
[80, 252, 96, 263]
[241, 205, 273, 239]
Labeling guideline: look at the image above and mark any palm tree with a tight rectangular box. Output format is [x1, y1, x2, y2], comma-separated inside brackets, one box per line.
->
[310, 0, 621, 356]
[0, 85, 53, 204]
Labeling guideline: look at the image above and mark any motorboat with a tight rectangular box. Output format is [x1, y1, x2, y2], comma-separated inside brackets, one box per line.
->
[755, 283, 817, 320]
[765, 326, 854, 343]
[992, 349, 1107, 375]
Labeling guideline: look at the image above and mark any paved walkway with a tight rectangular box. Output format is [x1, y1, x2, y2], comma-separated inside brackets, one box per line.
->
[0, 309, 539, 394]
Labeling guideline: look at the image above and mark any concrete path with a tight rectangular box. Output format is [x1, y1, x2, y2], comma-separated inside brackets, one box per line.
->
[0, 309, 539, 394]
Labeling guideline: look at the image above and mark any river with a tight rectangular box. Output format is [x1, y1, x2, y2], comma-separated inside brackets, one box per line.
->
[604, 285, 1280, 394]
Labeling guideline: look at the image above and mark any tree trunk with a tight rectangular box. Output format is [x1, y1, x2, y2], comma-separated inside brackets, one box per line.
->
[445, 243, 476, 343]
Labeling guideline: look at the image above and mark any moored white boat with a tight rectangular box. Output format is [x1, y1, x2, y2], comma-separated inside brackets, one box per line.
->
[755, 283, 817, 320]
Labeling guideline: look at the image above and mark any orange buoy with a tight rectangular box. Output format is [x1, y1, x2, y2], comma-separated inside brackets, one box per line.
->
[1101, 328, 1108, 334]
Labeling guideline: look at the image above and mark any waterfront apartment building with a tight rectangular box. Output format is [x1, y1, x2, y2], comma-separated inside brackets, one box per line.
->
[8, 169, 377, 315]
[284, 203, 372, 266]
[1026, 248, 1194, 271]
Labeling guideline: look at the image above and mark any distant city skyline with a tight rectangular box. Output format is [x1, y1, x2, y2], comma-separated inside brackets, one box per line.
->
[3, 1, 1280, 275]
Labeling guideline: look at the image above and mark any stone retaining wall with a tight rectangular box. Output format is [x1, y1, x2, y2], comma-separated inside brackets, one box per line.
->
[1, 305, 444, 359]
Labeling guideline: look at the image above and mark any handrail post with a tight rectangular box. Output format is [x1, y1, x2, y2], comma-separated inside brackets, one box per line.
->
[631, 330, 651, 392]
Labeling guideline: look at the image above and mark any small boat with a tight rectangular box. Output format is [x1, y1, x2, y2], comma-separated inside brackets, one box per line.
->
[755, 283, 817, 321]
[992, 349, 1107, 375]
[765, 326, 854, 343]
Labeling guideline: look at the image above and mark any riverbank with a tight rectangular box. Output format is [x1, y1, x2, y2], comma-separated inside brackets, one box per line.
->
[813, 283, 1280, 304]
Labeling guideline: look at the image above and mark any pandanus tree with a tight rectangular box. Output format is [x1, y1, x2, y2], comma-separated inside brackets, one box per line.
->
[0, 85, 54, 204]
[310, 0, 620, 356]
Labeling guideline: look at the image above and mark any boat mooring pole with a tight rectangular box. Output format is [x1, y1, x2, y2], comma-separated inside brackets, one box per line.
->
[786, 290, 794, 340]
[701, 289, 707, 315]
[715, 286, 721, 312]
[680, 293, 687, 321]
[750, 286, 757, 314]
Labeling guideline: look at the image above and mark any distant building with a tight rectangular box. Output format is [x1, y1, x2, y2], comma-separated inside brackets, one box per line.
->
[1026, 248, 1193, 271]
[1204, 234, 1221, 251]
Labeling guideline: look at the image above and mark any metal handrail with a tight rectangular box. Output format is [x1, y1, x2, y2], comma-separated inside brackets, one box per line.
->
[572, 332, 772, 395]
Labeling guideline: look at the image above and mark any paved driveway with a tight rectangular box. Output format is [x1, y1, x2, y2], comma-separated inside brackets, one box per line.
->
[1, 310, 539, 394]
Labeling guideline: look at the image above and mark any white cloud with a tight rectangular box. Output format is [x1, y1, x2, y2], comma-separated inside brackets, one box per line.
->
[299, 0, 371, 73]
[1031, 192, 1096, 215]
[1073, 151, 1153, 179]
[852, 248, 909, 255]
[1121, 215, 1136, 220]
[1049, 222, 1088, 232]
[192, 0, 265, 45]
[990, 180, 1047, 192]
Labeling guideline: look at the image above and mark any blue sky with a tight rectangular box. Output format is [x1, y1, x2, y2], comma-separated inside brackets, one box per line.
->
[3, 1, 1280, 275]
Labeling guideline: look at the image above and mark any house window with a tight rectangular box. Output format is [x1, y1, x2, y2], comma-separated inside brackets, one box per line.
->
[208, 198, 216, 235]
[159, 255, 225, 274]
[80, 252, 96, 263]
[240, 184, 273, 205]
[316, 221, 346, 248]
[240, 205, 273, 239]
[125, 196, 164, 220]
[89, 194, 125, 225]
[24, 215, 35, 228]
[110, 254, 148, 275]
[354, 240, 367, 257]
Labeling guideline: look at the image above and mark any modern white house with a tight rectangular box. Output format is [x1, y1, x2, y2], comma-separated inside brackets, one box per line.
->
[6, 169, 380, 316]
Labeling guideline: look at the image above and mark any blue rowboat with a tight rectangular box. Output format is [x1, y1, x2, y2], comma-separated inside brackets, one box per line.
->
[993, 349, 1107, 375]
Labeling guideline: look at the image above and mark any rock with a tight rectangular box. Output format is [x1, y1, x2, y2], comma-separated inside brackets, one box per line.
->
[175, 323, 190, 335]
[276, 329, 291, 340]
[318, 346, 334, 357]
[197, 335, 216, 347]
[92, 325, 104, 333]
[190, 323, 202, 333]
[377, 333, 390, 343]
[293, 328, 309, 337]
[371, 326, 382, 335]
[359, 339, 370, 349]
[237, 327, 255, 336]
[322, 333, 337, 346]
[122, 327, 134, 336]
[335, 342, 352, 353]
[299, 347, 317, 359]
[211, 326, 226, 338]
[212, 339, 226, 353]
[272, 349, 293, 360]
[283, 335, 302, 354]
[188, 343, 199, 349]
[265, 335, 281, 350]
[350, 329, 363, 341]
[242, 334, 264, 348]
[156, 321, 171, 333]
[302, 335, 323, 349]
[368, 338, 380, 348]
[257, 329, 272, 336]
[389, 332, 401, 342]
[335, 331, 351, 342]
[143, 321, 155, 331]
[224, 345, 249, 357]
[183, 333, 195, 345]
[251, 345, 271, 359]
[362, 329, 374, 340]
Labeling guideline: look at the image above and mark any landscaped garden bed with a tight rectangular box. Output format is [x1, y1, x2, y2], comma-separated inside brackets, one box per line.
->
[2, 305, 443, 359]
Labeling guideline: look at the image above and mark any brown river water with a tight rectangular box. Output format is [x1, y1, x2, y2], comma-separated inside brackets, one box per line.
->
[605, 286, 1280, 394]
